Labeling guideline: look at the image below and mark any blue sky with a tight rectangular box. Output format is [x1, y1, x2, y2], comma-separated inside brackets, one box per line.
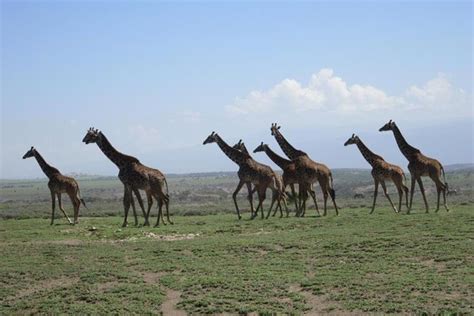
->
[1, 1, 472, 178]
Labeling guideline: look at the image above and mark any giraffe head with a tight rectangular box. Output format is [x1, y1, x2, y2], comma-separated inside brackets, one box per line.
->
[232, 139, 245, 151]
[270, 123, 281, 136]
[344, 134, 360, 146]
[203, 131, 218, 145]
[253, 141, 267, 153]
[82, 127, 101, 144]
[22, 146, 36, 159]
[379, 120, 395, 132]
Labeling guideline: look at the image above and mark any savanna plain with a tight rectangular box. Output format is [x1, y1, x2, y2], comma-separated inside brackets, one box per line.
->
[1, 166, 473, 314]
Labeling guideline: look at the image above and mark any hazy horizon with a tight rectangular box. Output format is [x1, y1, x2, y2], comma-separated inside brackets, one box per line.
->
[2, 1, 472, 179]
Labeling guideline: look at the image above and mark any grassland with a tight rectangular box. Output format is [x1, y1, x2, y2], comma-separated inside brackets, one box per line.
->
[1, 206, 473, 314]
[0, 168, 473, 314]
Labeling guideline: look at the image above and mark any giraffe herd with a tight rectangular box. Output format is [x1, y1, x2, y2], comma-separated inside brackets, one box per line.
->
[22, 121, 450, 227]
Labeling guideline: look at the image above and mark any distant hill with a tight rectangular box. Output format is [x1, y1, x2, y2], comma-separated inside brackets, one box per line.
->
[444, 163, 474, 172]
[3, 164, 473, 181]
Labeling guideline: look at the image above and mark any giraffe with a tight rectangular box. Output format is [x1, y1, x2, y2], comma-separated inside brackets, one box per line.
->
[379, 120, 449, 213]
[344, 134, 409, 213]
[203, 132, 285, 219]
[270, 123, 338, 216]
[22, 147, 87, 225]
[253, 141, 319, 215]
[82, 128, 171, 227]
[233, 140, 288, 218]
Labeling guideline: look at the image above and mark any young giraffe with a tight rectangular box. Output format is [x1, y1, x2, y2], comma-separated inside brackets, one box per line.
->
[379, 120, 449, 213]
[203, 132, 284, 219]
[233, 140, 288, 218]
[344, 134, 409, 213]
[270, 123, 338, 216]
[82, 128, 171, 227]
[22, 147, 87, 225]
[253, 142, 319, 215]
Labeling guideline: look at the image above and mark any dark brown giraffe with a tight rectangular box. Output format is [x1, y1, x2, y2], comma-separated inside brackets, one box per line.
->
[270, 123, 338, 216]
[344, 134, 409, 213]
[22, 147, 87, 225]
[82, 128, 171, 227]
[203, 132, 285, 219]
[233, 140, 288, 218]
[379, 120, 449, 213]
[253, 142, 319, 215]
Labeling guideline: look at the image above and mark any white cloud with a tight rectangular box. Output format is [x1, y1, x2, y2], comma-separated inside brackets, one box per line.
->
[404, 73, 467, 111]
[127, 125, 161, 149]
[227, 69, 470, 119]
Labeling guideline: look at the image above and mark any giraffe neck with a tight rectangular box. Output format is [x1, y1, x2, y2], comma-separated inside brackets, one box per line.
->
[33, 151, 60, 179]
[273, 130, 305, 160]
[215, 135, 249, 165]
[96, 132, 139, 169]
[263, 145, 292, 169]
[240, 144, 250, 155]
[391, 124, 420, 160]
[355, 139, 384, 166]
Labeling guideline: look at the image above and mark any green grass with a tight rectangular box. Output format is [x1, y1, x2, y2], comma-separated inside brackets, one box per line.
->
[1, 205, 473, 314]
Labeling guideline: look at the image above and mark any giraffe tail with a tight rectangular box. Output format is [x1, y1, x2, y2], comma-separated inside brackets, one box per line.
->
[329, 173, 336, 201]
[402, 172, 409, 191]
[164, 178, 170, 202]
[77, 187, 89, 210]
[441, 164, 449, 191]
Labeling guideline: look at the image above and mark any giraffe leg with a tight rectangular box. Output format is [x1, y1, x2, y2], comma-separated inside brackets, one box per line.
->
[155, 198, 163, 227]
[144, 191, 153, 226]
[122, 186, 132, 227]
[322, 191, 328, 216]
[298, 184, 309, 217]
[271, 196, 280, 217]
[232, 180, 245, 220]
[393, 177, 404, 212]
[267, 189, 277, 219]
[271, 192, 280, 218]
[442, 184, 449, 212]
[403, 185, 409, 211]
[72, 196, 81, 225]
[282, 195, 289, 217]
[252, 186, 266, 220]
[57, 193, 73, 224]
[289, 184, 298, 213]
[72, 190, 81, 225]
[246, 182, 255, 217]
[50, 190, 56, 225]
[298, 188, 305, 217]
[435, 185, 441, 213]
[309, 188, 321, 216]
[396, 186, 403, 213]
[260, 188, 267, 219]
[276, 197, 283, 218]
[381, 181, 397, 213]
[251, 191, 263, 220]
[259, 187, 267, 219]
[274, 188, 284, 218]
[296, 184, 303, 217]
[133, 188, 148, 225]
[408, 176, 416, 214]
[302, 188, 309, 217]
[130, 192, 139, 226]
[416, 178, 429, 213]
[429, 175, 447, 213]
[370, 179, 379, 214]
